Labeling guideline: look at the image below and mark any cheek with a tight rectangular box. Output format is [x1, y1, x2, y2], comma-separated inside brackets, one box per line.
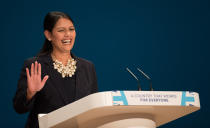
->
[53, 36, 63, 43]
[73, 32, 76, 39]
[52, 32, 63, 40]
[51, 37, 61, 46]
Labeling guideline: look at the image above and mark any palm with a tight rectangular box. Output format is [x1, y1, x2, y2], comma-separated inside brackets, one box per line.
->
[26, 61, 49, 93]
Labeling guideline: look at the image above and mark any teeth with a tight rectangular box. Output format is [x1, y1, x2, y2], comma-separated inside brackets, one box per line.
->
[62, 40, 71, 43]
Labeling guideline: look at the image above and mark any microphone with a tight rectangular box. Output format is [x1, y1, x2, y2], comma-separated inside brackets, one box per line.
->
[137, 68, 154, 91]
[126, 67, 141, 91]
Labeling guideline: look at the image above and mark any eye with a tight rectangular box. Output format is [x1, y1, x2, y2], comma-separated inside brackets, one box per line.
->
[69, 28, 75, 31]
[58, 29, 64, 32]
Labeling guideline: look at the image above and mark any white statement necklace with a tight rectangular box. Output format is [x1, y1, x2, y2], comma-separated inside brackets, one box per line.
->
[52, 56, 77, 78]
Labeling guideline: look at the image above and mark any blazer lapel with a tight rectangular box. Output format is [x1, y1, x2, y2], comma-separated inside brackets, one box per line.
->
[40, 54, 68, 105]
[74, 56, 89, 100]
[72, 54, 85, 100]
[75, 58, 82, 100]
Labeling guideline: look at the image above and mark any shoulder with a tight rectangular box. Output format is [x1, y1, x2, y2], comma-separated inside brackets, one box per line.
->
[77, 57, 94, 66]
[71, 53, 92, 65]
[23, 55, 50, 66]
[24, 57, 38, 63]
[76, 57, 95, 70]
[23, 57, 38, 66]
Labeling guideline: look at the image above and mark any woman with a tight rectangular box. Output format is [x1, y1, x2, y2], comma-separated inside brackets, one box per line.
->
[13, 11, 98, 128]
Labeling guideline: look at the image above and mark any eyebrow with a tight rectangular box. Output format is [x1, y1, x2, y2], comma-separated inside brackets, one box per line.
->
[56, 26, 74, 29]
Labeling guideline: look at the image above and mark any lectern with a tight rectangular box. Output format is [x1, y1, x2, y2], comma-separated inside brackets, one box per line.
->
[38, 91, 200, 128]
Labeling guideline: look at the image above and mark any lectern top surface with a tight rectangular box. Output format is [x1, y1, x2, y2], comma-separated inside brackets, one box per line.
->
[38, 91, 200, 128]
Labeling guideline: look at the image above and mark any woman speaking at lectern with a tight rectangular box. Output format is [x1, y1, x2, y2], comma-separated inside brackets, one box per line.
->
[13, 11, 98, 128]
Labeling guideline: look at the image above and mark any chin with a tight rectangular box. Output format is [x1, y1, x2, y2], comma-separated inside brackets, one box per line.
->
[62, 46, 73, 52]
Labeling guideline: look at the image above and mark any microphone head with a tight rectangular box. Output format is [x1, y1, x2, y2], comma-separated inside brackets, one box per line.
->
[126, 67, 142, 91]
[126, 67, 139, 81]
[137, 68, 151, 80]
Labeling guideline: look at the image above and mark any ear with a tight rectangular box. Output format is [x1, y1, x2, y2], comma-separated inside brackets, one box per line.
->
[44, 30, 52, 41]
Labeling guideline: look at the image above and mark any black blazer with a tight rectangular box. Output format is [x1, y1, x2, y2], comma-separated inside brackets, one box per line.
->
[13, 53, 98, 128]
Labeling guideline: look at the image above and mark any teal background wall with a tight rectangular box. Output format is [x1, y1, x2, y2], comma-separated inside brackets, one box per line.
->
[1, 0, 209, 127]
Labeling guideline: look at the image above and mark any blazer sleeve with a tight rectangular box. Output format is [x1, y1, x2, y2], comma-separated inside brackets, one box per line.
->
[13, 59, 37, 114]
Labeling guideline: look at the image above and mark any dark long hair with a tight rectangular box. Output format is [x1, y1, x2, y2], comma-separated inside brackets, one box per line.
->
[37, 11, 74, 56]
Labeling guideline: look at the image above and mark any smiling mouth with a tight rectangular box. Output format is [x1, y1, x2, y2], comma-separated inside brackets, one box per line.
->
[61, 39, 71, 44]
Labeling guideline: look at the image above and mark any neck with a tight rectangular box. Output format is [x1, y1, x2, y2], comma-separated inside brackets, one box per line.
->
[51, 50, 72, 65]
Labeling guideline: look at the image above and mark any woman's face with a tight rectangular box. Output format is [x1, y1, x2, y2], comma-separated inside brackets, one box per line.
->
[46, 18, 76, 53]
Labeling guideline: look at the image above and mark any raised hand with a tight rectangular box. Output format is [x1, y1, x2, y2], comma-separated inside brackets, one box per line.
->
[26, 61, 49, 100]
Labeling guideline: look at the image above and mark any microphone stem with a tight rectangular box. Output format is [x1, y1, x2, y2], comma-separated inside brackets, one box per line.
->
[138, 82, 142, 91]
[126, 68, 142, 91]
[149, 81, 154, 91]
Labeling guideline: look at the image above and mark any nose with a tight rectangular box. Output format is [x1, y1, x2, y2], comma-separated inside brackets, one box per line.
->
[64, 30, 71, 37]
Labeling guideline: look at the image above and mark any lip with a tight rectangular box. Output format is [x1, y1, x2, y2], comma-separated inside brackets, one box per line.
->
[61, 39, 72, 44]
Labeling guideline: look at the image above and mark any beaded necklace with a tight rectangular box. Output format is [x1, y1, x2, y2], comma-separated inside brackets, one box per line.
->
[51, 54, 77, 78]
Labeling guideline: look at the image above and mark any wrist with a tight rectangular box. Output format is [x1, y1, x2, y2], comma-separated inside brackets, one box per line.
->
[26, 88, 36, 100]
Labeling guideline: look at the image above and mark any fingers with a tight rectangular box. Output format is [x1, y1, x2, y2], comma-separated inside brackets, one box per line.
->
[30, 61, 40, 76]
[41, 75, 49, 87]
[38, 63, 41, 76]
[34, 61, 38, 75]
[31, 63, 34, 76]
[26, 68, 30, 79]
